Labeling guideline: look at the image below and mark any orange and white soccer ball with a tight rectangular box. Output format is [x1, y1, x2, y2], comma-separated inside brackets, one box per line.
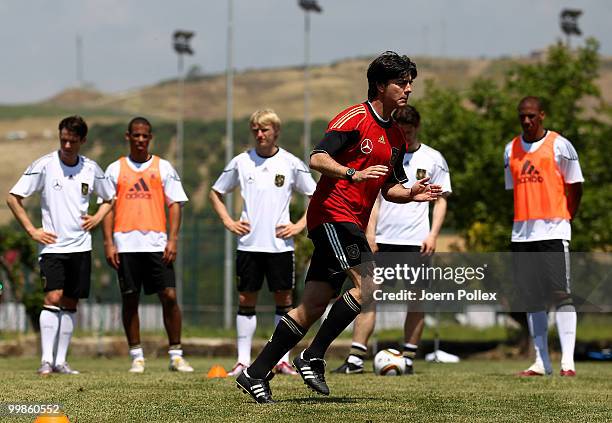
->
[373, 348, 406, 376]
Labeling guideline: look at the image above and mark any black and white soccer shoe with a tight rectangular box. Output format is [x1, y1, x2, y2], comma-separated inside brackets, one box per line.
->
[292, 351, 330, 396]
[331, 359, 364, 374]
[236, 369, 275, 404]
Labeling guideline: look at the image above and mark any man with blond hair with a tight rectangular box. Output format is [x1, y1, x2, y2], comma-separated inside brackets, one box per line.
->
[210, 109, 317, 376]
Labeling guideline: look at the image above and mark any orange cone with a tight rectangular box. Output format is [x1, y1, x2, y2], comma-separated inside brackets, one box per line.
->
[33, 414, 70, 423]
[206, 364, 228, 379]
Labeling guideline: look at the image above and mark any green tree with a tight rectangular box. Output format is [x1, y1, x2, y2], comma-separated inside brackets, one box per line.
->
[415, 38, 610, 251]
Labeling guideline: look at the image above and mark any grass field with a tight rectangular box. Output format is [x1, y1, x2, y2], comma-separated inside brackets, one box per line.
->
[1, 357, 610, 422]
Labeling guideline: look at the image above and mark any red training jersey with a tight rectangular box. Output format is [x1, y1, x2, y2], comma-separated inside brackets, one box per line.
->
[307, 102, 407, 232]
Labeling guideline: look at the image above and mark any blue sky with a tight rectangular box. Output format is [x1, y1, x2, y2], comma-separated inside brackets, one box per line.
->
[1, 0, 610, 103]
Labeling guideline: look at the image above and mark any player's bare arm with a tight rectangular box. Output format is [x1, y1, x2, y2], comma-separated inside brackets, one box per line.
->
[81, 199, 114, 231]
[209, 189, 251, 235]
[310, 152, 388, 182]
[422, 195, 448, 255]
[102, 207, 120, 269]
[365, 198, 380, 252]
[381, 177, 442, 203]
[163, 202, 181, 264]
[6, 193, 57, 245]
[565, 182, 583, 219]
[276, 198, 310, 239]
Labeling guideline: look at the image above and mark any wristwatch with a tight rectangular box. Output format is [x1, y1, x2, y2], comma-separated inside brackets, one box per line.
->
[345, 167, 356, 182]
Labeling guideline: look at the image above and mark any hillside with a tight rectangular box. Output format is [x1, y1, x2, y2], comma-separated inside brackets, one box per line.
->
[1, 54, 611, 224]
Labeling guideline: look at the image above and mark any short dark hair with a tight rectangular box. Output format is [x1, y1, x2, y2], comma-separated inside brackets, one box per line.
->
[58, 115, 88, 139]
[127, 116, 153, 134]
[367, 51, 417, 100]
[518, 96, 544, 112]
[392, 105, 420, 127]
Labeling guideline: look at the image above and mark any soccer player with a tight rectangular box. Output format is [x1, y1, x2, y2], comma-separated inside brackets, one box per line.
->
[210, 109, 316, 376]
[505, 96, 583, 377]
[102, 117, 193, 373]
[332, 105, 452, 375]
[236, 51, 442, 403]
[7, 116, 114, 375]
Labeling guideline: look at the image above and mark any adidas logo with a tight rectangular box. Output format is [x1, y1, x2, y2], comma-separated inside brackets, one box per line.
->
[126, 178, 152, 199]
[378, 135, 386, 144]
[517, 160, 544, 183]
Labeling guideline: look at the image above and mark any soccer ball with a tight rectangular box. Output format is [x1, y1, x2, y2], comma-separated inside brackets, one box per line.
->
[373, 348, 406, 376]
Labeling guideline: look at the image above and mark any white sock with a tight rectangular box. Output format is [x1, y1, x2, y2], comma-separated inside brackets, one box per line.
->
[129, 346, 144, 361]
[556, 304, 576, 371]
[275, 313, 291, 364]
[527, 311, 552, 374]
[39, 306, 61, 364]
[236, 313, 257, 365]
[169, 347, 183, 359]
[347, 355, 364, 366]
[54, 310, 76, 366]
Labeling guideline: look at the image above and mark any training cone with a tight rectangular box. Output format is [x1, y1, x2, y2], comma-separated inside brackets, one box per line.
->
[33, 413, 70, 423]
[207, 364, 228, 379]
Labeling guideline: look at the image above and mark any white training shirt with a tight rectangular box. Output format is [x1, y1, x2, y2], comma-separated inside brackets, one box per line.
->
[10, 151, 114, 254]
[212, 147, 317, 253]
[376, 143, 452, 245]
[504, 131, 584, 242]
[105, 156, 188, 253]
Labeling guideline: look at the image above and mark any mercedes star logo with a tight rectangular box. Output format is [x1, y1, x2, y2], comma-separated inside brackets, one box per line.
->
[360, 138, 373, 154]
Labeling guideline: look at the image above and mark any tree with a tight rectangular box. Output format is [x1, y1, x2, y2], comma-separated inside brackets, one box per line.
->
[414, 38, 610, 251]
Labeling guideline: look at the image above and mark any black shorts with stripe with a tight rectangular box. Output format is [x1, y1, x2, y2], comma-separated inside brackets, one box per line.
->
[39, 251, 91, 299]
[117, 252, 175, 296]
[511, 239, 571, 311]
[305, 222, 373, 296]
[236, 250, 294, 292]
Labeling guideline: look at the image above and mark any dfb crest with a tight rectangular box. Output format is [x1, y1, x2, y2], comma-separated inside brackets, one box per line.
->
[274, 174, 285, 187]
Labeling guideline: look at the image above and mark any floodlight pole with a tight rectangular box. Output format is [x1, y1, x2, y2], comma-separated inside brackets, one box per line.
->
[173, 30, 194, 309]
[298, 0, 322, 209]
[224, 0, 235, 330]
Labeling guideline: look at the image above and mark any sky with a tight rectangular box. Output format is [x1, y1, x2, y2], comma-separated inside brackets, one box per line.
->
[1, 0, 611, 104]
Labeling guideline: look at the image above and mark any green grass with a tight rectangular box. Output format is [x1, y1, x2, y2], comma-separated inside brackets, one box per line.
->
[0, 357, 610, 422]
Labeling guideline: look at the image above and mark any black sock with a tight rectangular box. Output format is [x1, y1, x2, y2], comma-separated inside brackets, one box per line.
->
[304, 291, 361, 360]
[403, 343, 418, 363]
[248, 314, 306, 379]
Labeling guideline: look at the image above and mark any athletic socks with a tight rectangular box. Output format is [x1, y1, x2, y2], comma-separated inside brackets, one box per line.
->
[129, 345, 144, 361]
[39, 306, 61, 364]
[527, 311, 552, 374]
[403, 343, 418, 366]
[54, 308, 76, 366]
[168, 344, 183, 359]
[304, 291, 362, 360]
[236, 306, 257, 365]
[347, 342, 367, 366]
[275, 306, 293, 364]
[248, 314, 306, 379]
[556, 304, 577, 371]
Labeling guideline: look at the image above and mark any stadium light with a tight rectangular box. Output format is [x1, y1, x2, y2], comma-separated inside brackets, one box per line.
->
[224, 0, 235, 330]
[560, 9, 582, 48]
[298, 0, 322, 186]
[172, 30, 195, 308]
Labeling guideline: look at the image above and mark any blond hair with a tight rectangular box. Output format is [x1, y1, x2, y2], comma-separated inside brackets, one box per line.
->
[249, 109, 281, 132]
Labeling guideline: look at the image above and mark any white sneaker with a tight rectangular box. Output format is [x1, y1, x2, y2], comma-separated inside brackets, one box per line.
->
[169, 356, 194, 372]
[129, 358, 145, 373]
[227, 362, 247, 377]
[53, 362, 80, 374]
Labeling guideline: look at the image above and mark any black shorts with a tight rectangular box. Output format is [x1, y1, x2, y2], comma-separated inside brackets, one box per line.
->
[236, 250, 294, 292]
[376, 244, 431, 289]
[39, 251, 91, 299]
[305, 222, 373, 296]
[511, 240, 571, 311]
[117, 252, 175, 296]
